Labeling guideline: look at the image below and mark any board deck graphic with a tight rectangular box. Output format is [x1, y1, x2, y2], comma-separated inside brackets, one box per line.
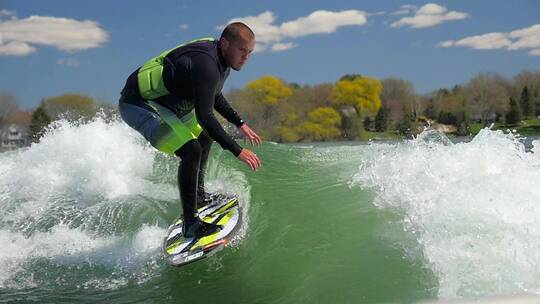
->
[163, 193, 242, 267]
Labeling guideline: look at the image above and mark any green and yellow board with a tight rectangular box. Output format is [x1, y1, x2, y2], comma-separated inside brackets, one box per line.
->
[163, 193, 242, 267]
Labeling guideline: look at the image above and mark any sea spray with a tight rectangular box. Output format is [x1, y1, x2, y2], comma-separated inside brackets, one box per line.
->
[0, 116, 251, 288]
[352, 129, 540, 299]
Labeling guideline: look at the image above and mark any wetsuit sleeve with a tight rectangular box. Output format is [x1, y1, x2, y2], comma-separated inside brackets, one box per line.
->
[191, 54, 243, 156]
[215, 93, 244, 127]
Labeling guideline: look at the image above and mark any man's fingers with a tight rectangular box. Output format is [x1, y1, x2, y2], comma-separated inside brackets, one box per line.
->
[250, 134, 261, 147]
[255, 155, 261, 169]
[238, 148, 261, 171]
[249, 153, 260, 171]
[240, 125, 262, 147]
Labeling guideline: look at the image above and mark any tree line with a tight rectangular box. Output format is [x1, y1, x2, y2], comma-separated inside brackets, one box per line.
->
[228, 70, 540, 141]
[1, 70, 539, 144]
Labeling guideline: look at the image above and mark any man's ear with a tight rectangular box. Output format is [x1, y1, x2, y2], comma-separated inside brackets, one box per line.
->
[219, 37, 229, 49]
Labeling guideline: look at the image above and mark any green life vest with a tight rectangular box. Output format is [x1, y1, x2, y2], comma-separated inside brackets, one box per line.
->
[137, 37, 215, 100]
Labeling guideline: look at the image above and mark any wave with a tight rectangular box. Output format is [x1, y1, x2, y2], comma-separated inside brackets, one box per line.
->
[353, 129, 540, 299]
[0, 116, 251, 289]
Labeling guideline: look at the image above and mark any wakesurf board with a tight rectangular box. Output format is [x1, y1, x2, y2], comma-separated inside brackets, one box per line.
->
[163, 193, 242, 267]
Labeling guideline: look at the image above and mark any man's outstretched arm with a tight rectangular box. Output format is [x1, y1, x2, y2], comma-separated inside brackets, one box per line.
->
[215, 93, 261, 146]
[191, 54, 242, 156]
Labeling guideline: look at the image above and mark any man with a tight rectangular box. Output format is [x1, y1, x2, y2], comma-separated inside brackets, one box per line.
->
[118, 22, 261, 238]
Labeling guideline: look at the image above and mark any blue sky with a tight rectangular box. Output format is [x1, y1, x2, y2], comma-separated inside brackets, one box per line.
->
[1, 0, 539, 109]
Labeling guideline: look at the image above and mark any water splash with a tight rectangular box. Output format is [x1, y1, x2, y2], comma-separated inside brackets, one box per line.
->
[0, 116, 251, 289]
[352, 129, 540, 299]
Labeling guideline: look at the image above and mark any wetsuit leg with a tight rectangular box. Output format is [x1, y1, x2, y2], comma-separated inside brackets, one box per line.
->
[197, 131, 213, 197]
[118, 98, 161, 143]
[174, 139, 201, 227]
[175, 139, 222, 238]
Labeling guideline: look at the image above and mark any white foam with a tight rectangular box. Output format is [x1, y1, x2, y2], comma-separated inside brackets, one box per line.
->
[204, 160, 251, 246]
[132, 224, 165, 254]
[0, 225, 116, 288]
[0, 115, 253, 288]
[353, 129, 540, 299]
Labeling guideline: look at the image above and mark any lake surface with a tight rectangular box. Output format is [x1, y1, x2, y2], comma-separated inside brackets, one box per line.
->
[0, 119, 539, 303]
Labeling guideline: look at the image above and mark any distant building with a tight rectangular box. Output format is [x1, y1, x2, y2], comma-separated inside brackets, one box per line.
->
[0, 124, 30, 151]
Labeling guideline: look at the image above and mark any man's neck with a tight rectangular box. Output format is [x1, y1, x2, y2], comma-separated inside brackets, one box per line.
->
[217, 43, 230, 69]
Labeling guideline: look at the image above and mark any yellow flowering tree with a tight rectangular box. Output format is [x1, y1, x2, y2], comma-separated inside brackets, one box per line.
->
[298, 107, 342, 141]
[245, 76, 293, 138]
[330, 76, 382, 139]
[330, 76, 382, 115]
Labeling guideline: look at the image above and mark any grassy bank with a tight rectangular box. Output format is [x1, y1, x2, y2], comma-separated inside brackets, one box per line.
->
[470, 117, 540, 135]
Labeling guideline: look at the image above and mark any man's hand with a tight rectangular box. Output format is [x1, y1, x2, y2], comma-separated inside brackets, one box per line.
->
[237, 149, 261, 171]
[239, 124, 262, 147]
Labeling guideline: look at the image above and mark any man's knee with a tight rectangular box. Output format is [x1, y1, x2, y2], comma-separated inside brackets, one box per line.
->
[175, 139, 202, 159]
[198, 131, 213, 150]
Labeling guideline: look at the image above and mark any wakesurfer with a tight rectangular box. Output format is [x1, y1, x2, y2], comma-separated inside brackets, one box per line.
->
[118, 22, 261, 238]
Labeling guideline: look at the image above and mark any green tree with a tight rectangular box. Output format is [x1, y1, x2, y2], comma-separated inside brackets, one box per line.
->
[363, 117, 373, 131]
[397, 102, 415, 138]
[506, 96, 522, 126]
[438, 111, 457, 125]
[424, 98, 437, 119]
[339, 74, 363, 81]
[43, 94, 97, 121]
[519, 86, 533, 118]
[374, 105, 389, 132]
[29, 103, 52, 142]
[455, 110, 470, 136]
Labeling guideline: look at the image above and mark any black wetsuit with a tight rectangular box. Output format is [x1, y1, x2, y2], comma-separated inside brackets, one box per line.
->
[119, 39, 244, 232]
[120, 39, 244, 155]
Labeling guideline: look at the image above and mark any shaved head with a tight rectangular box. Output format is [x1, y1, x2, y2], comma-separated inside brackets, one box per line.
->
[220, 22, 255, 43]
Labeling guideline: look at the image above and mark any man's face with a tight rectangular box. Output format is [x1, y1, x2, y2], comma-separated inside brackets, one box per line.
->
[221, 36, 255, 71]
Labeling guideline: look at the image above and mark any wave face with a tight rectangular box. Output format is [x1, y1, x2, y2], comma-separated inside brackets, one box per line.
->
[0, 117, 250, 295]
[353, 129, 540, 299]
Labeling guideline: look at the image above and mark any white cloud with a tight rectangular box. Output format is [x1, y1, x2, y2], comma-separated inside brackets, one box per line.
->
[253, 42, 267, 53]
[271, 42, 296, 52]
[220, 11, 283, 44]
[391, 4, 417, 16]
[0, 9, 16, 19]
[0, 15, 108, 56]
[441, 33, 511, 50]
[219, 10, 367, 52]
[391, 3, 469, 28]
[367, 11, 386, 17]
[280, 10, 367, 38]
[508, 24, 540, 50]
[0, 40, 35, 56]
[439, 40, 454, 48]
[439, 23, 540, 57]
[57, 58, 80, 67]
[530, 49, 540, 56]
[179, 24, 189, 31]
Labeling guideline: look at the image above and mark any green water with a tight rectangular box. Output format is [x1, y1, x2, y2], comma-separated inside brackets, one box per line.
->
[0, 137, 437, 303]
[6, 119, 540, 303]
